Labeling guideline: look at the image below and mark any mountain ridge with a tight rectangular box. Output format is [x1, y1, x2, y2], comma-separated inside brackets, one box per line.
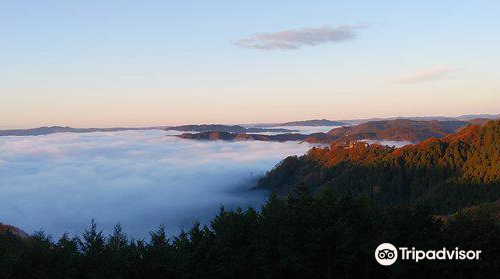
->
[176, 119, 487, 145]
[165, 124, 295, 133]
[0, 126, 167, 137]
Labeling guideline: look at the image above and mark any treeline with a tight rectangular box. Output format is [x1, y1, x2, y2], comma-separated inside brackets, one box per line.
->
[1, 187, 500, 278]
[259, 120, 500, 213]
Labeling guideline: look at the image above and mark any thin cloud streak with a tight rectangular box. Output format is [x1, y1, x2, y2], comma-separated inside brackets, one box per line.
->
[235, 25, 369, 50]
[393, 67, 461, 84]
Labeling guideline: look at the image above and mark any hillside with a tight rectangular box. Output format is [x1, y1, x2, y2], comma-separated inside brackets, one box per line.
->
[324, 119, 471, 142]
[0, 222, 28, 238]
[258, 120, 500, 212]
[437, 199, 500, 224]
[178, 119, 481, 145]
[3, 190, 500, 278]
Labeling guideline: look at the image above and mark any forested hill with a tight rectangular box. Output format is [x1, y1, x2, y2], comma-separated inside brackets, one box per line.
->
[258, 120, 500, 213]
[0, 222, 28, 238]
[176, 119, 484, 144]
[324, 119, 472, 142]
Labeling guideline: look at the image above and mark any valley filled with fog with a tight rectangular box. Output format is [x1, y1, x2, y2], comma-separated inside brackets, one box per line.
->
[0, 130, 312, 238]
[252, 125, 341, 135]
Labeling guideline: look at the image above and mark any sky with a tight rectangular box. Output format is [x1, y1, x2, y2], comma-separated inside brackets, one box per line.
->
[1, 1, 499, 128]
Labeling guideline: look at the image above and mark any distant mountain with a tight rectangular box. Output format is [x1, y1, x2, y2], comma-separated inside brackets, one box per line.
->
[251, 115, 500, 127]
[166, 124, 295, 133]
[0, 126, 165, 137]
[269, 119, 348, 127]
[176, 131, 309, 142]
[258, 120, 500, 212]
[340, 114, 500, 125]
[0, 124, 291, 137]
[0, 222, 29, 238]
[456, 114, 500, 121]
[323, 119, 473, 142]
[340, 116, 459, 125]
[178, 119, 482, 145]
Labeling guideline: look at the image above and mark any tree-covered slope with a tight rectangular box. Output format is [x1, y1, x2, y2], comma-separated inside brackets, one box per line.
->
[259, 120, 500, 212]
[3, 191, 500, 278]
[0, 222, 28, 238]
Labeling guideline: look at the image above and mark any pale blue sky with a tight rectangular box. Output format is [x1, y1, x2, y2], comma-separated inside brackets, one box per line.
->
[1, 1, 499, 127]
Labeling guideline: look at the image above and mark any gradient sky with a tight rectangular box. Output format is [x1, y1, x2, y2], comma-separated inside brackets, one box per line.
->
[1, 1, 499, 128]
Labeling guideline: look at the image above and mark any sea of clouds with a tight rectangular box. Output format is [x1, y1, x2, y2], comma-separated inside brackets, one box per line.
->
[0, 130, 312, 238]
[254, 125, 340, 135]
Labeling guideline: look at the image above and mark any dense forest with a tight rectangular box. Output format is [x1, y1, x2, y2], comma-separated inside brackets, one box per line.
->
[259, 120, 500, 213]
[2, 188, 500, 278]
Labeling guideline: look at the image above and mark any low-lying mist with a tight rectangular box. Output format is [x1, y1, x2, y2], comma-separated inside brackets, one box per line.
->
[0, 131, 312, 238]
[360, 139, 413, 148]
[254, 125, 340, 135]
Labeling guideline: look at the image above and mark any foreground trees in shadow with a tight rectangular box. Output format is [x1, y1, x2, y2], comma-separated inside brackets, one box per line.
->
[2, 187, 500, 279]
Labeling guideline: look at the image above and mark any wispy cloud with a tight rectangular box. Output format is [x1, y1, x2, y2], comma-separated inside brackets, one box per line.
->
[235, 25, 369, 50]
[393, 67, 461, 84]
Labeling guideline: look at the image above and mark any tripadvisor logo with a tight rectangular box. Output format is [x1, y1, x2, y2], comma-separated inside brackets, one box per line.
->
[375, 243, 398, 266]
[375, 243, 482, 266]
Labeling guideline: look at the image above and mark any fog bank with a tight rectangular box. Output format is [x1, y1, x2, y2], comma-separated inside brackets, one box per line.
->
[0, 131, 311, 238]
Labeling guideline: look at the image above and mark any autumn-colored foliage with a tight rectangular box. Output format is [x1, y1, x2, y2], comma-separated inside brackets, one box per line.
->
[259, 120, 500, 213]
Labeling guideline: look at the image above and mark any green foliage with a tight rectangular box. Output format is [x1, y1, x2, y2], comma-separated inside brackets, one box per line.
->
[2, 192, 500, 278]
[259, 121, 500, 213]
